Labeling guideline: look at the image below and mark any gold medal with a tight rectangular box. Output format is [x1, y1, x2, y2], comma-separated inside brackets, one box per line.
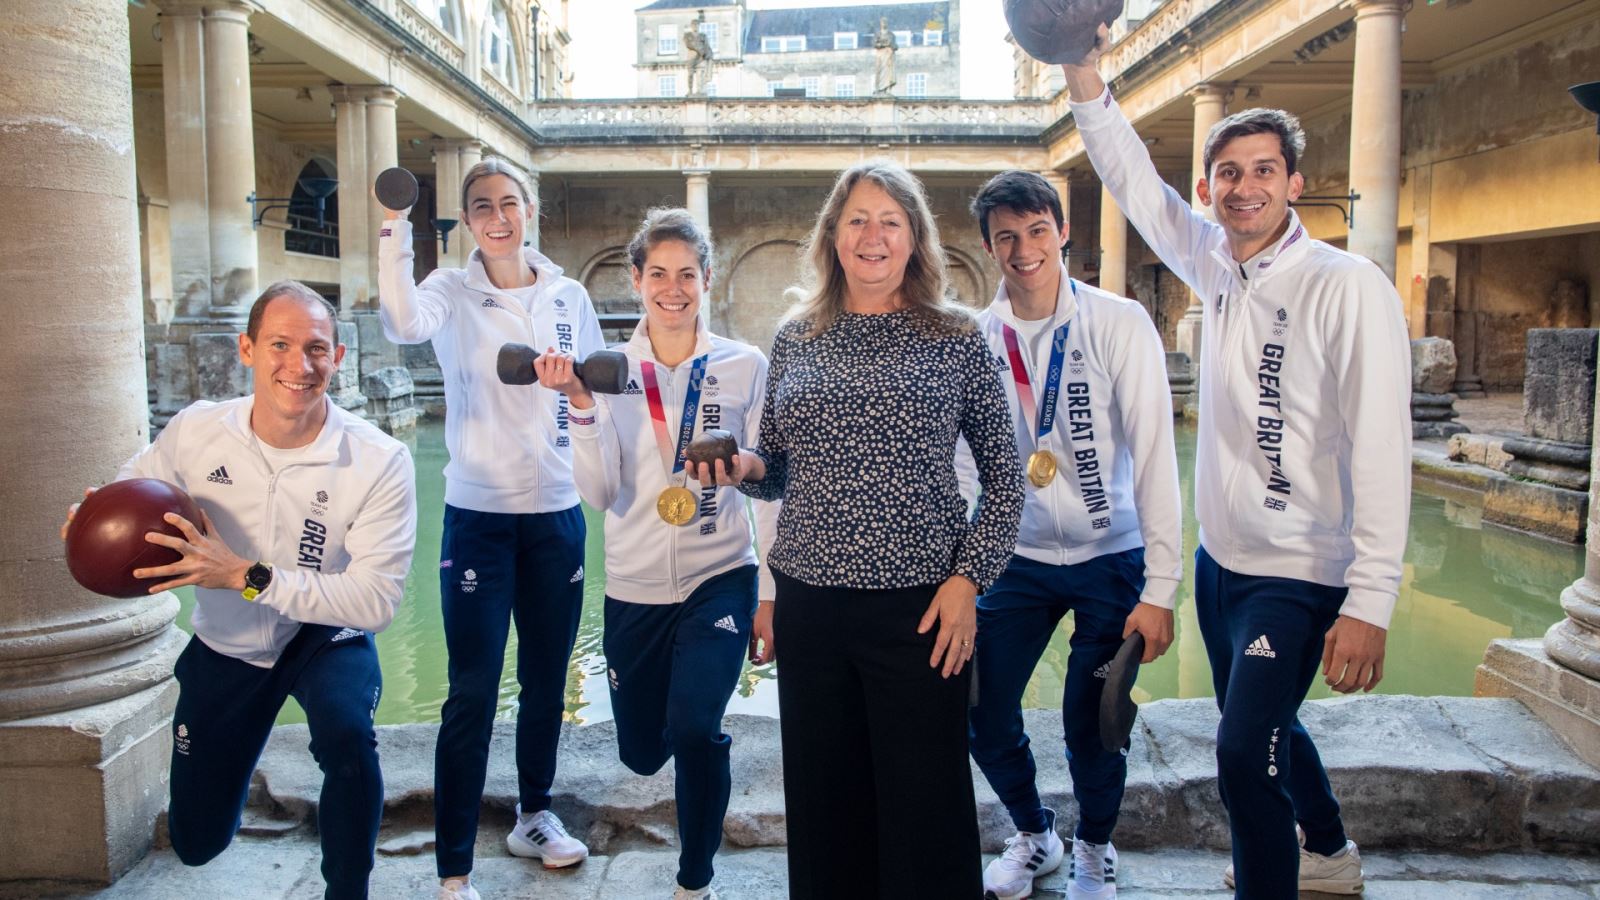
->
[657, 485, 698, 526]
[1027, 449, 1058, 488]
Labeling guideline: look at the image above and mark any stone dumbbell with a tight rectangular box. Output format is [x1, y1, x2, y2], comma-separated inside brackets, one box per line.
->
[1003, 0, 1125, 66]
[374, 166, 419, 211]
[685, 429, 740, 474]
[495, 343, 630, 395]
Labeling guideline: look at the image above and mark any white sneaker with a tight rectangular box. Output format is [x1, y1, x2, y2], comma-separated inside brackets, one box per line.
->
[1299, 840, 1363, 894]
[982, 821, 1065, 899]
[505, 805, 589, 868]
[438, 877, 481, 900]
[1222, 827, 1363, 893]
[671, 886, 718, 900]
[1067, 838, 1118, 899]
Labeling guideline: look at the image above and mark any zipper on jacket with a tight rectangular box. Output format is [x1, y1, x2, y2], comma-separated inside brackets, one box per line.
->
[661, 363, 684, 602]
[1216, 271, 1258, 569]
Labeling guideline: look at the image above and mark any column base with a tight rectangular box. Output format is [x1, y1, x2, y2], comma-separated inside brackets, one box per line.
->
[1476, 638, 1600, 770]
[0, 677, 179, 884]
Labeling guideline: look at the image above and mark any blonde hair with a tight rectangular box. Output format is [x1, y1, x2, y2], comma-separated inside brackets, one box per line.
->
[787, 160, 971, 338]
[460, 157, 534, 213]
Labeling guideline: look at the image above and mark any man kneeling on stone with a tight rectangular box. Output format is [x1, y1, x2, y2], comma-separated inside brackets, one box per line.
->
[61, 280, 417, 899]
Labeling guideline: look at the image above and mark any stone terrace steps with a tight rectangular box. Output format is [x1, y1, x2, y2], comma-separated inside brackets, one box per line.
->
[247, 696, 1600, 856]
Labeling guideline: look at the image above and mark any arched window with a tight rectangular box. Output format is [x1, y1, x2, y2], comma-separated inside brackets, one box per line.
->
[411, 0, 459, 39]
[482, 2, 518, 89]
[285, 159, 339, 259]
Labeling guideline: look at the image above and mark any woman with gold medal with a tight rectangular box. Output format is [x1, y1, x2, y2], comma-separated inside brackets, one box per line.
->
[535, 208, 777, 900]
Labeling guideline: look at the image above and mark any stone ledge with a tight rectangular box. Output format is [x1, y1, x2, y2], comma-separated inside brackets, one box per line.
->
[1477, 638, 1600, 772]
[248, 696, 1600, 855]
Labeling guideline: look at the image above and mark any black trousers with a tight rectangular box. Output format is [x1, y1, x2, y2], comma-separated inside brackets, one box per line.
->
[772, 568, 982, 899]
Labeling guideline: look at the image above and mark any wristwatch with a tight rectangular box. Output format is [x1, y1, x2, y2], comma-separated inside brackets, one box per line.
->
[241, 562, 273, 602]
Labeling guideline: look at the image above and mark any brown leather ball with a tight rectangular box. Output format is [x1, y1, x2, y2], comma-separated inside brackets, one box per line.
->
[1004, 0, 1125, 66]
[685, 429, 739, 472]
[65, 478, 204, 598]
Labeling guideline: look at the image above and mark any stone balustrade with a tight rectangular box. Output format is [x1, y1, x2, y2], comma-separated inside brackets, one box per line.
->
[531, 97, 1052, 141]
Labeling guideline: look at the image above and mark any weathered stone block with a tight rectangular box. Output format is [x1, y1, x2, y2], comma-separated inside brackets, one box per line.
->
[1412, 337, 1458, 394]
[361, 366, 419, 435]
[354, 311, 400, 376]
[148, 341, 192, 420]
[190, 332, 249, 401]
[1447, 433, 1512, 471]
[1411, 391, 1458, 408]
[1483, 476, 1589, 542]
[1415, 420, 1469, 440]
[361, 366, 414, 401]
[1477, 638, 1600, 773]
[1523, 328, 1598, 444]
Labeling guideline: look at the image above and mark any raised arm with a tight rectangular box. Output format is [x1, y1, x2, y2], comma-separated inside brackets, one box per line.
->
[377, 217, 455, 343]
[1063, 42, 1221, 292]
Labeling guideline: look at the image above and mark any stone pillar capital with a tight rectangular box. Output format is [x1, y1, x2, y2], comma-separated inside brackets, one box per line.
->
[1187, 82, 1231, 104]
[203, 0, 260, 22]
[328, 84, 401, 105]
[683, 167, 711, 182]
[153, 0, 207, 18]
[1352, 0, 1408, 16]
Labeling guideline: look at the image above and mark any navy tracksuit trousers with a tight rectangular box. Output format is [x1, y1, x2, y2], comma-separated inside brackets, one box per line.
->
[433, 503, 586, 879]
[169, 626, 383, 900]
[1194, 547, 1350, 899]
[968, 549, 1145, 844]
[603, 564, 757, 891]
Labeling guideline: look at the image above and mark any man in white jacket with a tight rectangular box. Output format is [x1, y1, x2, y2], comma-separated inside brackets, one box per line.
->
[958, 171, 1182, 900]
[62, 281, 417, 899]
[1062, 27, 1411, 899]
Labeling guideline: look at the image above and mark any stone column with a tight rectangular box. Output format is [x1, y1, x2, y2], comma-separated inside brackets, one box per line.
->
[527, 168, 542, 252]
[330, 85, 370, 316]
[157, 2, 211, 321]
[363, 86, 401, 312]
[1347, 0, 1405, 281]
[685, 168, 711, 232]
[1099, 183, 1127, 297]
[456, 139, 483, 259]
[433, 139, 464, 268]
[1177, 84, 1228, 365]
[201, 0, 260, 316]
[0, 0, 185, 882]
[1547, 354, 1600, 680]
[1040, 168, 1072, 255]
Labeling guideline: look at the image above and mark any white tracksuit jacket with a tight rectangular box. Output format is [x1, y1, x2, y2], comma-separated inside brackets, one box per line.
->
[378, 218, 604, 514]
[1072, 88, 1412, 629]
[958, 268, 1183, 609]
[118, 396, 417, 666]
[571, 320, 779, 605]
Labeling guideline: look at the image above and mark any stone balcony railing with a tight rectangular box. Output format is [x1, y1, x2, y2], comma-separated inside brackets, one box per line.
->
[528, 97, 1053, 143]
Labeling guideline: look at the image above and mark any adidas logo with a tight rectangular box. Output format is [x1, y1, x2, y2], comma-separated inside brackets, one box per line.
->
[1245, 635, 1277, 658]
[712, 615, 738, 634]
[994, 354, 1009, 371]
[569, 566, 584, 584]
[331, 627, 362, 642]
[623, 379, 643, 395]
[206, 466, 233, 485]
[482, 297, 501, 308]
[1092, 662, 1111, 679]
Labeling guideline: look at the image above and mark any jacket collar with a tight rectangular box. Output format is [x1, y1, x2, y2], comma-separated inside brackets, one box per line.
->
[462, 243, 565, 297]
[1209, 209, 1310, 286]
[627, 316, 715, 365]
[224, 395, 345, 464]
[987, 262, 1078, 331]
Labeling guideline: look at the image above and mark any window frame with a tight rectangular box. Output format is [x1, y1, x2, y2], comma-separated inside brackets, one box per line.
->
[658, 23, 680, 56]
[833, 31, 858, 50]
[906, 72, 928, 98]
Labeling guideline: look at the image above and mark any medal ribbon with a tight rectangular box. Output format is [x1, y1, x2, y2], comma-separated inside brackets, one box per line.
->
[1001, 320, 1070, 449]
[641, 354, 709, 486]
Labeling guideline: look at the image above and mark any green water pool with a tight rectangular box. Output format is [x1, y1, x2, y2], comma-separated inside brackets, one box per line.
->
[174, 420, 1582, 725]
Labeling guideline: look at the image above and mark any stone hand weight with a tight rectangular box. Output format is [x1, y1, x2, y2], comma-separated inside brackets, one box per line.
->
[1003, 0, 1125, 66]
[374, 167, 419, 211]
[685, 429, 740, 474]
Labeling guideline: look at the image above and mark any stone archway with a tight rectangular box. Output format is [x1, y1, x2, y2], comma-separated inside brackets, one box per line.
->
[579, 246, 635, 310]
[723, 239, 804, 352]
[944, 245, 988, 309]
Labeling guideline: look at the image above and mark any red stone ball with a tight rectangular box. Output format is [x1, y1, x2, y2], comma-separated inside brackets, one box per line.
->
[1003, 0, 1126, 66]
[64, 478, 204, 598]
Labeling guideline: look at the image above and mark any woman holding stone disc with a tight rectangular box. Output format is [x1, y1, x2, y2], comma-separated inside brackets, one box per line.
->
[701, 160, 1025, 898]
[535, 207, 778, 900]
[376, 158, 600, 900]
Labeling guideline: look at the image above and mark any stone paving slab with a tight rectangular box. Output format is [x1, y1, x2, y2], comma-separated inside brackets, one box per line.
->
[26, 838, 1600, 899]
